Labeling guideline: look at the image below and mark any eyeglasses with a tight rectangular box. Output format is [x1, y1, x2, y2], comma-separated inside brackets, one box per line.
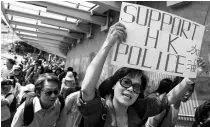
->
[42, 89, 59, 96]
[119, 78, 142, 94]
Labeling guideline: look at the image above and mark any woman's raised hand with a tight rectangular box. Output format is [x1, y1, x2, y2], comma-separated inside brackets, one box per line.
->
[104, 22, 127, 47]
[189, 57, 207, 82]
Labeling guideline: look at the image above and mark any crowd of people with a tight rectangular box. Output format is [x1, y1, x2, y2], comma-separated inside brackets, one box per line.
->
[1, 22, 210, 127]
[1, 53, 80, 127]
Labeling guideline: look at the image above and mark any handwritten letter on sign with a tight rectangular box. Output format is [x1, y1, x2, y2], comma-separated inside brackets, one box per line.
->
[111, 2, 205, 78]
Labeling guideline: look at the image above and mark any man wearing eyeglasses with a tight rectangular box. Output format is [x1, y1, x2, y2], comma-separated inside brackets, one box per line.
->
[11, 73, 62, 127]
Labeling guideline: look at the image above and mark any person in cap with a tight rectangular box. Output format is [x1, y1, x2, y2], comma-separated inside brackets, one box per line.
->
[60, 71, 76, 98]
[64, 71, 80, 98]
[1, 58, 16, 79]
[11, 73, 62, 127]
[1, 78, 17, 127]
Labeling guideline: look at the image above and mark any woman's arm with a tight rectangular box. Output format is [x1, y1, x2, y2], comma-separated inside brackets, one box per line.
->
[81, 22, 127, 101]
[167, 57, 206, 105]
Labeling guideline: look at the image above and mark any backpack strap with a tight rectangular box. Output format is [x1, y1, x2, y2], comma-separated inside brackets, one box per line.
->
[5, 93, 13, 98]
[57, 95, 65, 114]
[23, 96, 35, 126]
[5, 93, 16, 112]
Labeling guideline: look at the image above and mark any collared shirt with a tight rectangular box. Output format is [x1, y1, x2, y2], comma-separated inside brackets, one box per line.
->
[1, 105, 11, 121]
[11, 96, 61, 127]
[1, 96, 11, 121]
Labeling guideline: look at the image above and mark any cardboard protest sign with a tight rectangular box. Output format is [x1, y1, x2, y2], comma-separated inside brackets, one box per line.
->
[111, 2, 205, 78]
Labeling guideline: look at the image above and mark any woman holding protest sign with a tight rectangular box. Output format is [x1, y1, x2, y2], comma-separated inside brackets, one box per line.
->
[56, 22, 206, 127]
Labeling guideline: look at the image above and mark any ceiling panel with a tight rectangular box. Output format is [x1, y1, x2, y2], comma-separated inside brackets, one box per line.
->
[1, 1, 122, 57]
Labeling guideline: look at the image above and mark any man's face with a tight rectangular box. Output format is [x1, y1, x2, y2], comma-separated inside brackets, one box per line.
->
[14, 69, 21, 75]
[6, 60, 12, 68]
[181, 84, 194, 102]
[64, 79, 75, 87]
[40, 80, 59, 109]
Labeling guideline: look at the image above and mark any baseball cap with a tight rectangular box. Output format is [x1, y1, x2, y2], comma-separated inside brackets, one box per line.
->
[64, 71, 75, 81]
[1, 79, 13, 86]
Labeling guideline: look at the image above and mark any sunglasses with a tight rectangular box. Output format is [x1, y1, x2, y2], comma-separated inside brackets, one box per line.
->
[119, 78, 142, 94]
[42, 89, 59, 96]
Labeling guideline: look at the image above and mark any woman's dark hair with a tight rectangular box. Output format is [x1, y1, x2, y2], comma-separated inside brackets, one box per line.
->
[156, 78, 173, 94]
[34, 73, 60, 94]
[7, 58, 16, 65]
[99, 67, 148, 99]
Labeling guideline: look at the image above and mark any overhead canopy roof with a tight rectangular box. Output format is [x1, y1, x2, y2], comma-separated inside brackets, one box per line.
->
[1, 1, 121, 58]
